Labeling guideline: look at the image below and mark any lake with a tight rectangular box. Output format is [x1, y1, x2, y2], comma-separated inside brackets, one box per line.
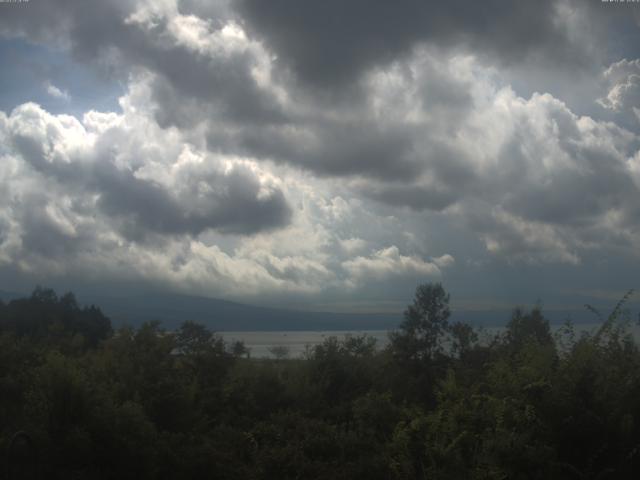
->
[221, 330, 390, 358]
[221, 322, 640, 358]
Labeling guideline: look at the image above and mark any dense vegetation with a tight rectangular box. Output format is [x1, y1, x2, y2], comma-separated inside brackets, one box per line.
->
[1, 284, 639, 479]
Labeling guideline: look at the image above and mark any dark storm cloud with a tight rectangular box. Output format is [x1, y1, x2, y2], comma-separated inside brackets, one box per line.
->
[176, 0, 231, 21]
[235, 0, 580, 89]
[229, 119, 424, 180]
[364, 184, 457, 212]
[92, 161, 292, 238]
[128, 28, 286, 126]
[0, 216, 9, 247]
[17, 193, 95, 257]
[0, 1, 132, 61]
[199, 47, 479, 181]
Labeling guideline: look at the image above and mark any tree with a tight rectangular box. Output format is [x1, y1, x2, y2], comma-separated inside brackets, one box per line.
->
[505, 305, 553, 350]
[450, 321, 478, 359]
[268, 345, 291, 360]
[231, 340, 249, 358]
[390, 282, 451, 363]
[175, 321, 215, 357]
[0, 287, 111, 347]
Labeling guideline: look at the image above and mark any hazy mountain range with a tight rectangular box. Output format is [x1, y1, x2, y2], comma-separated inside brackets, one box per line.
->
[0, 289, 609, 332]
[0, 289, 401, 331]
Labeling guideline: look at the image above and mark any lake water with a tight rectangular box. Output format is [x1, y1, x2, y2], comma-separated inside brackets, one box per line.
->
[221, 322, 640, 358]
[222, 330, 390, 358]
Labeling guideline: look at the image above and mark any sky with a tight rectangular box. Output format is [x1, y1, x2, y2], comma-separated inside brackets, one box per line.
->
[1, 0, 640, 316]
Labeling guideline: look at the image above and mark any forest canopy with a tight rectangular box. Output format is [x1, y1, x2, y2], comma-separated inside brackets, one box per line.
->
[1, 284, 639, 479]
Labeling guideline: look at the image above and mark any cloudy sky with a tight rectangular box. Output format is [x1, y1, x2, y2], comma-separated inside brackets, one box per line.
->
[1, 0, 640, 315]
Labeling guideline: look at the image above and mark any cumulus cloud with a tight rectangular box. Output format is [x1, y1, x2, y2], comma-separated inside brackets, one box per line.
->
[432, 254, 455, 269]
[342, 246, 445, 287]
[599, 59, 640, 127]
[137, 40, 640, 269]
[0, 73, 306, 295]
[339, 237, 368, 255]
[459, 88, 640, 263]
[234, 0, 585, 90]
[0, 78, 451, 300]
[4, 100, 291, 239]
[1, 0, 640, 307]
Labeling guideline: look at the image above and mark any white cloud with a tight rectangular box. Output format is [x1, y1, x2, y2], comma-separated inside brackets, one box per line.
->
[4, 52, 640, 300]
[45, 82, 70, 101]
[432, 254, 455, 269]
[479, 207, 581, 266]
[599, 59, 640, 128]
[0, 80, 454, 301]
[341, 246, 444, 287]
[339, 237, 368, 255]
[1, 1, 640, 307]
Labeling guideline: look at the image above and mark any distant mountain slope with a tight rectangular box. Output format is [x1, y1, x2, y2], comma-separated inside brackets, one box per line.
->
[92, 294, 607, 331]
[3, 288, 605, 332]
[80, 292, 403, 331]
[0, 290, 24, 303]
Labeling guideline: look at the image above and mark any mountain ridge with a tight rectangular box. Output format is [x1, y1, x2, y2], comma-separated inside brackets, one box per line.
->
[1, 289, 608, 332]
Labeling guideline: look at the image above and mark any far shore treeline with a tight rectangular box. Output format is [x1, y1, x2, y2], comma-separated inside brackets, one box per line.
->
[1, 284, 639, 478]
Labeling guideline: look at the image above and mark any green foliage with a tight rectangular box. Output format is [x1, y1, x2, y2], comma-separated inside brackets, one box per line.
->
[268, 345, 291, 360]
[0, 286, 112, 348]
[1, 286, 639, 478]
[387, 282, 458, 406]
[390, 282, 451, 363]
[505, 305, 554, 351]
